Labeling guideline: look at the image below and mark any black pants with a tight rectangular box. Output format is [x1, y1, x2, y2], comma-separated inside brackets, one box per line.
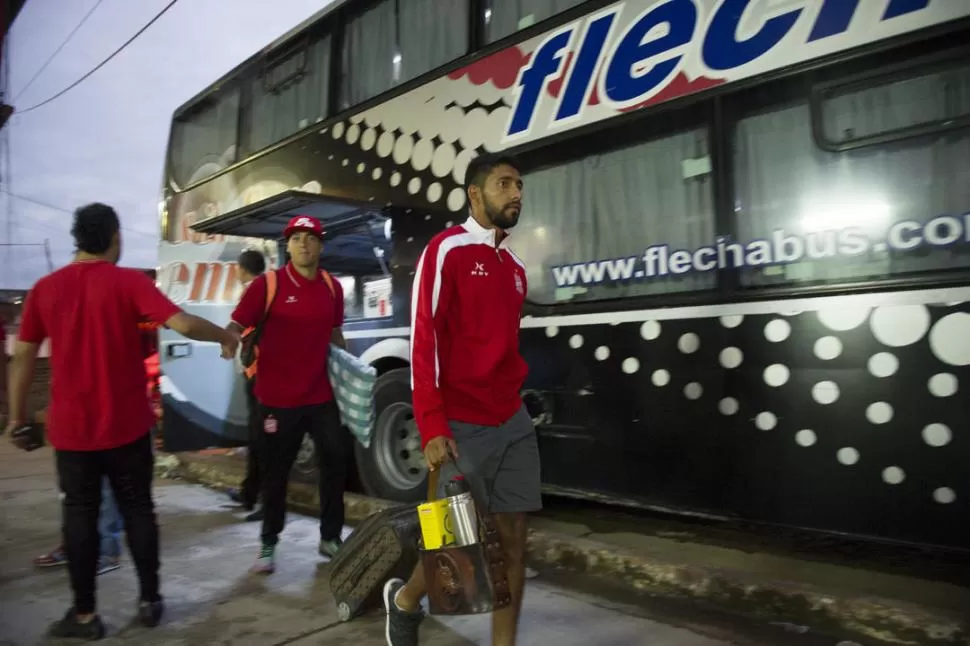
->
[55, 433, 160, 614]
[240, 379, 262, 507]
[259, 400, 350, 546]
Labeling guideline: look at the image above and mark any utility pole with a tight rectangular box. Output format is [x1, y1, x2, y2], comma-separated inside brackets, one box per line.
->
[0, 0, 24, 133]
[0, 7, 10, 128]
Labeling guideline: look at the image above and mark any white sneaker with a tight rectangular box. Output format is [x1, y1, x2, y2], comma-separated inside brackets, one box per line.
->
[250, 544, 275, 574]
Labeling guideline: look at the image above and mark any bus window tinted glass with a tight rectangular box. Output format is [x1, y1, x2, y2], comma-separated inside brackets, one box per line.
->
[733, 98, 970, 288]
[508, 128, 716, 305]
[340, 0, 468, 110]
[820, 60, 970, 147]
[169, 87, 239, 188]
[241, 34, 332, 155]
[485, 0, 585, 43]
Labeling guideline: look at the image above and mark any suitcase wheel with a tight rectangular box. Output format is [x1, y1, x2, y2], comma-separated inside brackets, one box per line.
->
[337, 601, 351, 622]
[330, 525, 409, 621]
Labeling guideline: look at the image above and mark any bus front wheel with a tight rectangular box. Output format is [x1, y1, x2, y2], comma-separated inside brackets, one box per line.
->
[354, 368, 427, 503]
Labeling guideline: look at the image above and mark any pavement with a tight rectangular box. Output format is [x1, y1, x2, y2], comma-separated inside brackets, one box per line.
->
[0, 439, 805, 646]
[175, 451, 970, 646]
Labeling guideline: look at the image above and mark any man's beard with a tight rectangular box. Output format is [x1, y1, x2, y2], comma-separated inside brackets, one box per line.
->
[486, 199, 521, 230]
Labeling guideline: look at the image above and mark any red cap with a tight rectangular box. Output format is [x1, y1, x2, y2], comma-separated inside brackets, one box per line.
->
[284, 215, 323, 239]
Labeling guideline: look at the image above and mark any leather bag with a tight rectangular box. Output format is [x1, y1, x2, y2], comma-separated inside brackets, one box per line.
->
[419, 467, 512, 615]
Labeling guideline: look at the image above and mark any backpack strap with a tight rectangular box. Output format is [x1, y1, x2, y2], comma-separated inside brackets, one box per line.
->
[319, 269, 335, 297]
[242, 270, 279, 380]
[264, 270, 278, 313]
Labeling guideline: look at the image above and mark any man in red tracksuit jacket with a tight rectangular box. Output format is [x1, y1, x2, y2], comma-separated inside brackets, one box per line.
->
[383, 153, 540, 646]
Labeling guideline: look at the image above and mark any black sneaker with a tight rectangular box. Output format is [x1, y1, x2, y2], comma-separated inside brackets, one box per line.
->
[48, 608, 106, 640]
[382, 578, 423, 646]
[244, 507, 264, 522]
[138, 598, 164, 627]
[227, 488, 255, 511]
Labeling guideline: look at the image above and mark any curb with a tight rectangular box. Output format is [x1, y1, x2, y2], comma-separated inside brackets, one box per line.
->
[172, 453, 967, 645]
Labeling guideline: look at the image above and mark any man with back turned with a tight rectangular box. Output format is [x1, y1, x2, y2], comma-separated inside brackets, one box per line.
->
[5, 203, 239, 640]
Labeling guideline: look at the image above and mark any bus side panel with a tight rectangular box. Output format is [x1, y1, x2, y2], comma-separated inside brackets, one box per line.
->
[156, 241, 258, 453]
[518, 291, 970, 550]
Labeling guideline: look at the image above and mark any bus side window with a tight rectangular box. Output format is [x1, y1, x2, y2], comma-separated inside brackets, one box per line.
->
[812, 53, 970, 152]
[169, 88, 240, 188]
[339, 0, 468, 109]
[734, 55, 970, 289]
[337, 275, 393, 320]
[507, 127, 717, 305]
[484, 0, 586, 44]
[241, 33, 333, 156]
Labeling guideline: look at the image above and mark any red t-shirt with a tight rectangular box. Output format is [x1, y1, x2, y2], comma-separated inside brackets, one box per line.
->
[231, 263, 344, 408]
[18, 260, 182, 451]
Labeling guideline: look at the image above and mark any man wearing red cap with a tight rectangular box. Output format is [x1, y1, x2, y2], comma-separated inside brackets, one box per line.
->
[228, 215, 351, 574]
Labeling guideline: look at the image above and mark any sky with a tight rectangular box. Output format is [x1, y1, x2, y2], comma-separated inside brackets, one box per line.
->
[1, 0, 334, 289]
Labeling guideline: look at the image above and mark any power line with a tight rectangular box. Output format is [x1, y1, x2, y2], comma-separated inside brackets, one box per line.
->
[1, 189, 156, 237]
[2, 189, 73, 214]
[12, 0, 107, 104]
[14, 0, 179, 115]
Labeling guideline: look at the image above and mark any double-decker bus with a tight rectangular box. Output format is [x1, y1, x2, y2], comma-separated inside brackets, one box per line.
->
[156, 0, 970, 551]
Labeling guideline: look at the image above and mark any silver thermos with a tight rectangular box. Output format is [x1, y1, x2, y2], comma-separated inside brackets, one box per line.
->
[443, 478, 479, 546]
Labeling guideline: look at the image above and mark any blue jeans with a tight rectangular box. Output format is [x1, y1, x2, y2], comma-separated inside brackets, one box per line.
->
[99, 476, 124, 559]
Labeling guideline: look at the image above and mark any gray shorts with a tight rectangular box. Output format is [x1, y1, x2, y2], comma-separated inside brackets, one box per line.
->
[435, 404, 542, 514]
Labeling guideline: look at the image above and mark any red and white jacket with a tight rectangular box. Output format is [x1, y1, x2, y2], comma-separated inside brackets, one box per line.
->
[410, 216, 529, 448]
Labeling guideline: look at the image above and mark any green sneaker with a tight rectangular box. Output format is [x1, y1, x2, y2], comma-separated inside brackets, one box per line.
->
[251, 544, 275, 574]
[319, 537, 343, 558]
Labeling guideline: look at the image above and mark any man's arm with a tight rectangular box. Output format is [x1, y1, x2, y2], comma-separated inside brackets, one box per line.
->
[6, 290, 45, 430]
[410, 240, 453, 449]
[331, 327, 347, 350]
[330, 275, 347, 350]
[129, 271, 238, 354]
[165, 312, 238, 346]
[6, 341, 39, 428]
[0, 322, 7, 412]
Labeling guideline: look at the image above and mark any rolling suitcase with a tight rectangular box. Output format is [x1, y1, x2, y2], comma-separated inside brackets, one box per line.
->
[329, 503, 422, 622]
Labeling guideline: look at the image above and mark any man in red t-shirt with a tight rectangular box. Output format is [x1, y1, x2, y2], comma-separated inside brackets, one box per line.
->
[229, 215, 350, 575]
[5, 203, 239, 640]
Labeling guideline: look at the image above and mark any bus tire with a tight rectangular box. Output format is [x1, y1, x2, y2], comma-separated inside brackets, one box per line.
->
[354, 368, 427, 503]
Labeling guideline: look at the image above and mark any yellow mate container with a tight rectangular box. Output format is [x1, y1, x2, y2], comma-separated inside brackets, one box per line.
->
[417, 498, 455, 550]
